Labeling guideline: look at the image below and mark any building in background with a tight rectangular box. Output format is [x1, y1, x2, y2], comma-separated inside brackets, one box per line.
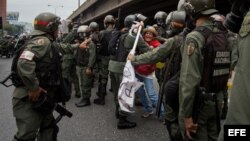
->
[0, 0, 7, 24]
[6, 11, 19, 24]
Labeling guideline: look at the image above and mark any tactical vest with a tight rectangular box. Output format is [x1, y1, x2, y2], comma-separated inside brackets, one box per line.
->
[11, 37, 62, 87]
[91, 32, 102, 54]
[76, 46, 90, 67]
[196, 26, 231, 93]
[35, 42, 61, 87]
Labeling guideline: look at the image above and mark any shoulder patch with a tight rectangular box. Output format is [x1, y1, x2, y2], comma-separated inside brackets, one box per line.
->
[19, 50, 35, 61]
[36, 38, 45, 45]
[186, 41, 197, 56]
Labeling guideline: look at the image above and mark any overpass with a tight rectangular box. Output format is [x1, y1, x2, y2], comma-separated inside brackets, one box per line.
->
[68, 0, 231, 29]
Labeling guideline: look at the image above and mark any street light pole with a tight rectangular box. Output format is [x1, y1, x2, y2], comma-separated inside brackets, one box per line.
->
[48, 4, 63, 15]
[78, 0, 80, 8]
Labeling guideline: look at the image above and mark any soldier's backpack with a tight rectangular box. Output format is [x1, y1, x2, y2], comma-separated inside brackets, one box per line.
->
[109, 30, 129, 62]
[99, 29, 113, 56]
[195, 26, 230, 93]
[9, 42, 28, 87]
[108, 30, 122, 56]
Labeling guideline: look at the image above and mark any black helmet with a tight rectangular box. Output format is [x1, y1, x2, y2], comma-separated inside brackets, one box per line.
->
[33, 12, 61, 34]
[104, 15, 115, 27]
[154, 11, 167, 26]
[154, 11, 168, 20]
[124, 14, 137, 28]
[89, 22, 99, 32]
[182, 0, 218, 17]
[172, 11, 186, 24]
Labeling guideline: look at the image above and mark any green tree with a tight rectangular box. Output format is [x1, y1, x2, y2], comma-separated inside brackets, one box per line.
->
[3, 24, 24, 35]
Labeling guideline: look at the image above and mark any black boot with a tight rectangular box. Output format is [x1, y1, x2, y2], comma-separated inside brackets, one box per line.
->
[117, 116, 136, 129]
[93, 97, 105, 105]
[221, 99, 228, 120]
[115, 105, 119, 119]
[75, 98, 90, 107]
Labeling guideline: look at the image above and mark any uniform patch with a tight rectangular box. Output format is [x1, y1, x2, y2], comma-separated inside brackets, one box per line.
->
[19, 50, 35, 61]
[37, 39, 45, 45]
[187, 42, 196, 56]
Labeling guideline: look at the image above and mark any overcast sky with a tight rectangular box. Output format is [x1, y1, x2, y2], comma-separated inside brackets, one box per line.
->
[7, 0, 86, 23]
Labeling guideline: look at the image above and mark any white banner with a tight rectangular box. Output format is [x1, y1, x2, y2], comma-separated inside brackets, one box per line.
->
[118, 25, 143, 113]
[118, 60, 143, 113]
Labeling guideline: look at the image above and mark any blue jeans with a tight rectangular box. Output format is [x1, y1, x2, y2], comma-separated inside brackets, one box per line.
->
[136, 74, 165, 116]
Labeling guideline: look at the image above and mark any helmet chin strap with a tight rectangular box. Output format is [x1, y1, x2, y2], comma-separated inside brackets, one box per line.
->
[46, 31, 57, 41]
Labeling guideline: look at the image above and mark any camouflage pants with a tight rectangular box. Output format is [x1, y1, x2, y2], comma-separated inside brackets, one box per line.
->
[12, 96, 56, 141]
[179, 100, 220, 141]
[109, 71, 129, 116]
[165, 105, 182, 141]
[62, 58, 80, 97]
[76, 66, 93, 99]
[96, 56, 110, 98]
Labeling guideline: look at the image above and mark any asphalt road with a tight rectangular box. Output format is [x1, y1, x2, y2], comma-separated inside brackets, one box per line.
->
[0, 57, 170, 141]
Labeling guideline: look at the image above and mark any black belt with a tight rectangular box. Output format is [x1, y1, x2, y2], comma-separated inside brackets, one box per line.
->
[202, 92, 216, 101]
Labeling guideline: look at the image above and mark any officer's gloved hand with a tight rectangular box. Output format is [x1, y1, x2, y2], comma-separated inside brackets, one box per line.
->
[28, 87, 47, 102]
[127, 54, 135, 61]
[85, 67, 92, 76]
[131, 21, 144, 34]
[184, 117, 198, 140]
[79, 38, 91, 49]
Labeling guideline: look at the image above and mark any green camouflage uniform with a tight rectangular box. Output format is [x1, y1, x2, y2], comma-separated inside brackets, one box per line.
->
[218, 10, 250, 141]
[61, 31, 80, 97]
[76, 41, 96, 100]
[96, 26, 114, 99]
[178, 20, 224, 141]
[12, 30, 78, 141]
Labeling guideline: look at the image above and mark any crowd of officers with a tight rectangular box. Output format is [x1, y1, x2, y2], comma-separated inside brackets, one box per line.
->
[0, 35, 29, 58]
[9, 0, 250, 140]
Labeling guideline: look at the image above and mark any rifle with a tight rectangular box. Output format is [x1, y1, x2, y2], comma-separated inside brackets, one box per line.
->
[156, 49, 177, 117]
[32, 93, 73, 123]
[191, 87, 221, 138]
[54, 103, 73, 123]
[192, 87, 206, 123]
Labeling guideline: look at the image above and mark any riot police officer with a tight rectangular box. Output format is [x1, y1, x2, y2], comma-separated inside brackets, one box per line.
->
[75, 25, 96, 107]
[89, 21, 101, 85]
[178, 0, 230, 140]
[154, 11, 168, 40]
[94, 15, 115, 105]
[61, 22, 81, 98]
[218, 0, 250, 140]
[12, 12, 85, 141]
[154, 11, 168, 86]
